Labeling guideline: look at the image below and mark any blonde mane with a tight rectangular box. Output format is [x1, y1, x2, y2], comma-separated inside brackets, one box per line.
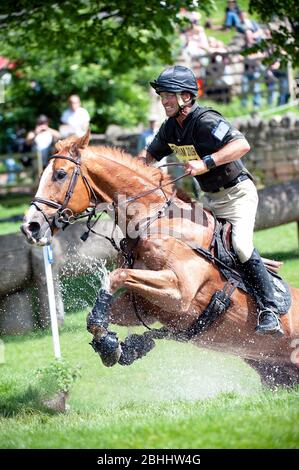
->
[55, 136, 190, 201]
[89, 145, 175, 195]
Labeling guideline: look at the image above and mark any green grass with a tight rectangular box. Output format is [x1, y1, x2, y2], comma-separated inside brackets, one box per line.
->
[0, 222, 298, 448]
[254, 223, 299, 288]
[0, 310, 298, 449]
[0, 194, 30, 235]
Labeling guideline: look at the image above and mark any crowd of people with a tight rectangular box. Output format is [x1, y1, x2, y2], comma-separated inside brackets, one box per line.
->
[25, 94, 90, 168]
[178, 2, 290, 109]
[1, 94, 90, 183]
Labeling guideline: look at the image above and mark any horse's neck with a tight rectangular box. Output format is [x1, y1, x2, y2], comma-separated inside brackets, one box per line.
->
[85, 148, 170, 206]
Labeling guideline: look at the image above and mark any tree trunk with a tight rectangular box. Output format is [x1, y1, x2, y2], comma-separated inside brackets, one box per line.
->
[255, 180, 299, 230]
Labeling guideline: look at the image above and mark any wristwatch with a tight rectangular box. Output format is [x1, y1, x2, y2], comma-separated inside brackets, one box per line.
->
[203, 155, 216, 170]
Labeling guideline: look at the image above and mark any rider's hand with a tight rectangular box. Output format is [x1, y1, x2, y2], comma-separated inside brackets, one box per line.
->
[185, 160, 209, 176]
[136, 156, 147, 164]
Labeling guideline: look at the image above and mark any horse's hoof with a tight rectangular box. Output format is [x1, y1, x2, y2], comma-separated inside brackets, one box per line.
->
[118, 333, 156, 366]
[90, 331, 121, 367]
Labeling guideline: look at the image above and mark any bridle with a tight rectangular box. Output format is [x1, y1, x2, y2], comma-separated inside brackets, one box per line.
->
[31, 152, 98, 232]
[30, 151, 191, 237]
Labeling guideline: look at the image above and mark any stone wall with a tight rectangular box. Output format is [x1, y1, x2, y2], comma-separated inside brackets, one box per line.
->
[233, 113, 299, 185]
[91, 111, 299, 186]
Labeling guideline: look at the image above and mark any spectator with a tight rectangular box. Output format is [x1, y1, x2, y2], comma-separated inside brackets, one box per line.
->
[241, 53, 264, 109]
[224, 0, 241, 30]
[4, 158, 20, 184]
[237, 11, 264, 46]
[26, 115, 60, 168]
[137, 115, 160, 158]
[266, 61, 290, 106]
[60, 94, 90, 138]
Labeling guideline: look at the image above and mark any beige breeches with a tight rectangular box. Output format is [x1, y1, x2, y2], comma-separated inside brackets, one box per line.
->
[204, 178, 259, 263]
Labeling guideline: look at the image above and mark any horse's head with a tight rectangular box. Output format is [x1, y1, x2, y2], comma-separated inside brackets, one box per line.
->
[21, 130, 92, 245]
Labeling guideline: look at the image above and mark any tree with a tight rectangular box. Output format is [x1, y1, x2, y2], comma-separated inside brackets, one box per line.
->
[0, 1, 213, 70]
[0, 1, 213, 141]
[249, 0, 299, 66]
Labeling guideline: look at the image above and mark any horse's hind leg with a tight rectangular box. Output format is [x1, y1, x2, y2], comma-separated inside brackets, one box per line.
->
[109, 267, 198, 316]
[245, 359, 299, 389]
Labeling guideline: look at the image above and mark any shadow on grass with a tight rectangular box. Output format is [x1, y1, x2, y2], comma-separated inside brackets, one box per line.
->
[0, 383, 59, 417]
[262, 250, 299, 262]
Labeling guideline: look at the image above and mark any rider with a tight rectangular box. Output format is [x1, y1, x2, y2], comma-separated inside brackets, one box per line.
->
[141, 64, 283, 336]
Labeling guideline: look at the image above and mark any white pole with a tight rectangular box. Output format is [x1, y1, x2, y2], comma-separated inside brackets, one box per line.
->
[43, 245, 61, 359]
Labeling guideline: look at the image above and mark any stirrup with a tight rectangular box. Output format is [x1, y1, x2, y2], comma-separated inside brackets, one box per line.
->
[255, 308, 284, 336]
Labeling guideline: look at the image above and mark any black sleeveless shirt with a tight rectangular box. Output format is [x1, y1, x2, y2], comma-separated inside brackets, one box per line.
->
[147, 104, 247, 192]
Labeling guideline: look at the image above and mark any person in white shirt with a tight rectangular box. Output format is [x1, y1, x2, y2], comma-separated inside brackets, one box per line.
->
[60, 94, 90, 138]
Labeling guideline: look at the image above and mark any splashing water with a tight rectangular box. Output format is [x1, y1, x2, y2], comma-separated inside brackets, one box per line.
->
[59, 245, 111, 313]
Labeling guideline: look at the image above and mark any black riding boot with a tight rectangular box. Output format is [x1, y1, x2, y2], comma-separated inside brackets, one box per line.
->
[241, 249, 284, 336]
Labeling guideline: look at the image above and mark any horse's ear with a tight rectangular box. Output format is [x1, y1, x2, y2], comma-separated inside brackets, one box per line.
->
[70, 142, 79, 156]
[77, 128, 91, 149]
[55, 140, 64, 152]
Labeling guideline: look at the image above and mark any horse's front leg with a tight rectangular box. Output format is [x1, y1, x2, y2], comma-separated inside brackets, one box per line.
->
[87, 288, 122, 367]
[87, 290, 157, 368]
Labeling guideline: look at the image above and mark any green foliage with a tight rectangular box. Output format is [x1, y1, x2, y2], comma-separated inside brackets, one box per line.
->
[248, 0, 299, 66]
[0, 1, 213, 68]
[0, 1, 215, 138]
[1, 51, 160, 139]
[35, 359, 81, 396]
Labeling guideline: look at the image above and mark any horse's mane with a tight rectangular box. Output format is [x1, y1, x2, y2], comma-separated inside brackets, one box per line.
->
[90, 145, 173, 188]
[89, 145, 193, 203]
[56, 138, 191, 203]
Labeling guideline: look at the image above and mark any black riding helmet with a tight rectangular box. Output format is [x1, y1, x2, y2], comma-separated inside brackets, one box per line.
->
[150, 65, 198, 97]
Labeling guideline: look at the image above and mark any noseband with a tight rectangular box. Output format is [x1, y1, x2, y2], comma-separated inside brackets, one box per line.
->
[31, 152, 97, 232]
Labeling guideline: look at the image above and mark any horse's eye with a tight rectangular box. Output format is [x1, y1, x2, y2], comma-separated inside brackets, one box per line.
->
[56, 169, 67, 180]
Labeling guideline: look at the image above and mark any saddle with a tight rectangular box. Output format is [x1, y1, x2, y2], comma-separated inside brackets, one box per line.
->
[212, 219, 291, 315]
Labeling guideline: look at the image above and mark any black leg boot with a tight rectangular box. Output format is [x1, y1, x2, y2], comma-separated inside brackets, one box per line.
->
[241, 249, 284, 336]
[87, 289, 122, 367]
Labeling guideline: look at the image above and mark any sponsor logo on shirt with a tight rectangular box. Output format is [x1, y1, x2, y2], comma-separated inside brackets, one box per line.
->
[168, 144, 201, 162]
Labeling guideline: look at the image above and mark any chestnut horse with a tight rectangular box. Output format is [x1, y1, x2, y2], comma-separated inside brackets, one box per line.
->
[21, 131, 299, 388]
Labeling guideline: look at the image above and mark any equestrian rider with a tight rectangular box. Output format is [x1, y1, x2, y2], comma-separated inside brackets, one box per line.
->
[140, 65, 282, 336]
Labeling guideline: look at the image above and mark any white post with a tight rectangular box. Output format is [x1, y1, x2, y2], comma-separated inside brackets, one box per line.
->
[43, 245, 61, 359]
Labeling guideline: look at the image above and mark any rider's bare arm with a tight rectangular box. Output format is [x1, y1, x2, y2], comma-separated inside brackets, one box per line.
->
[186, 138, 250, 176]
[210, 138, 251, 166]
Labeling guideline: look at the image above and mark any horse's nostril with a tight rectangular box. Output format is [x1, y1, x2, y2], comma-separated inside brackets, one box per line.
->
[28, 221, 41, 236]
